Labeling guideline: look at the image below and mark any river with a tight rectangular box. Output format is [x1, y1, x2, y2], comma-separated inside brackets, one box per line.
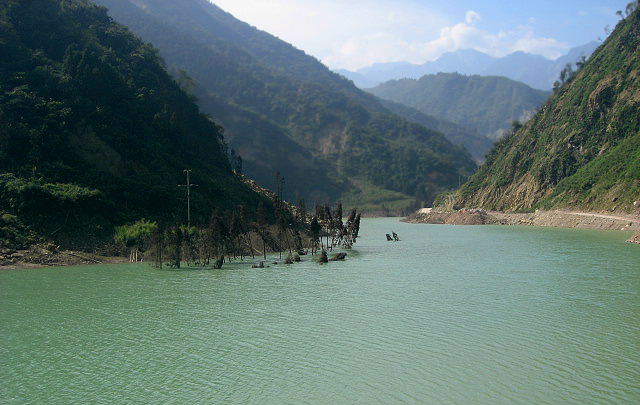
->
[2, 218, 639, 404]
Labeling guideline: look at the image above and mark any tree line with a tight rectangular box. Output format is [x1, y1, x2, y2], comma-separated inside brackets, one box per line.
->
[114, 196, 361, 269]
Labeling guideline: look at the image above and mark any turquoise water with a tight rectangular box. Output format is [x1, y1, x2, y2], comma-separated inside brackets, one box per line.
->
[1, 218, 639, 404]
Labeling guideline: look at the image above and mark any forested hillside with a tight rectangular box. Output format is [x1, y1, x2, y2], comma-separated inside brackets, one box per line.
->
[376, 98, 494, 163]
[0, 0, 265, 247]
[453, 8, 640, 213]
[368, 73, 551, 140]
[92, 0, 476, 207]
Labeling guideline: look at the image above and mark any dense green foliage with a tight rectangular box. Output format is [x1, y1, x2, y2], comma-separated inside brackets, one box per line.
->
[0, 0, 266, 247]
[92, 0, 476, 207]
[367, 73, 551, 140]
[0, 173, 110, 246]
[114, 219, 157, 248]
[454, 10, 640, 213]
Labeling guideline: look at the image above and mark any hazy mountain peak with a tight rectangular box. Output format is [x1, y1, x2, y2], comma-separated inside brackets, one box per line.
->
[554, 40, 600, 61]
[339, 43, 600, 90]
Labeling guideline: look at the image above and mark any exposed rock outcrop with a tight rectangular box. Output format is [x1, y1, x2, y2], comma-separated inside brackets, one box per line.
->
[404, 208, 496, 225]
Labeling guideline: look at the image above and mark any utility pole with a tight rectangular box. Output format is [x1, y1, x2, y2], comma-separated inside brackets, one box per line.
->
[178, 169, 197, 228]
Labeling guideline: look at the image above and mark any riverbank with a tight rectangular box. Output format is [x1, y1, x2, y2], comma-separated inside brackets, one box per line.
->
[0, 243, 128, 270]
[404, 208, 640, 238]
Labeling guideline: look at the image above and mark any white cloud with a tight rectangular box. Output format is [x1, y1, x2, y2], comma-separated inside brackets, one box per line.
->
[510, 32, 568, 58]
[324, 14, 569, 69]
[417, 20, 569, 61]
[465, 10, 481, 25]
[213, 0, 449, 70]
[211, 0, 570, 71]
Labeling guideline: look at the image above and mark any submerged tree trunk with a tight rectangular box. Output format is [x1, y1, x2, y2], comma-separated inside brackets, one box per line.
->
[319, 250, 328, 264]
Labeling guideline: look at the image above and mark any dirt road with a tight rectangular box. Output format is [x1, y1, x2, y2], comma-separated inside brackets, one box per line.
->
[404, 209, 640, 232]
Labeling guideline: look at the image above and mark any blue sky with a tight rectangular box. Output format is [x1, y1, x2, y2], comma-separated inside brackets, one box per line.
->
[211, 0, 627, 70]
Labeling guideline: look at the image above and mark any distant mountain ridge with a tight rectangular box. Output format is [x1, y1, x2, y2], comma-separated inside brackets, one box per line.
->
[453, 10, 640, 213]
[92, 0, 477, 208]
[337, 42, 600, 90]
[368, 73, 551, 142]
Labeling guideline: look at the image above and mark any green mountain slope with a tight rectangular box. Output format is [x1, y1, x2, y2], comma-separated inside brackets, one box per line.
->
[91, 0, 476, 207]
[0, 0, 264, 246]
[368, 73, 551, 140]
[453, 9, 640, 213]
[375, 98, 494, 163]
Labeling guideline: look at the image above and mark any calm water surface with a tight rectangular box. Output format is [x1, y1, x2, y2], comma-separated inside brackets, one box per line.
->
[2, 219, 640, 404]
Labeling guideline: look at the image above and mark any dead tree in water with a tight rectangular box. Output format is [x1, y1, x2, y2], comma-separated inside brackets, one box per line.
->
[166, 226, 183, 268]
[319, 249, 328, 264]
[342, 210, 361, 248]
[150, 223, 165, 269]
[310, 216, 321, 255]
[229, 206, 250, 261]
[208, 210, 229, 267]
[255, 200, 271, 260]
[330, 203, 345, 248]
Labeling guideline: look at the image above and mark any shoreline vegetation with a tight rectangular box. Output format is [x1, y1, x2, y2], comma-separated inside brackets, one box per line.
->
[403, 208, 640, 244]
[1, 200, 362, 270]
[5, 207, 640, 271]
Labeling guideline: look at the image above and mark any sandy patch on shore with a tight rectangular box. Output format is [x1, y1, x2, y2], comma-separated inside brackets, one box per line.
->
[404, 209, 640, 233]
